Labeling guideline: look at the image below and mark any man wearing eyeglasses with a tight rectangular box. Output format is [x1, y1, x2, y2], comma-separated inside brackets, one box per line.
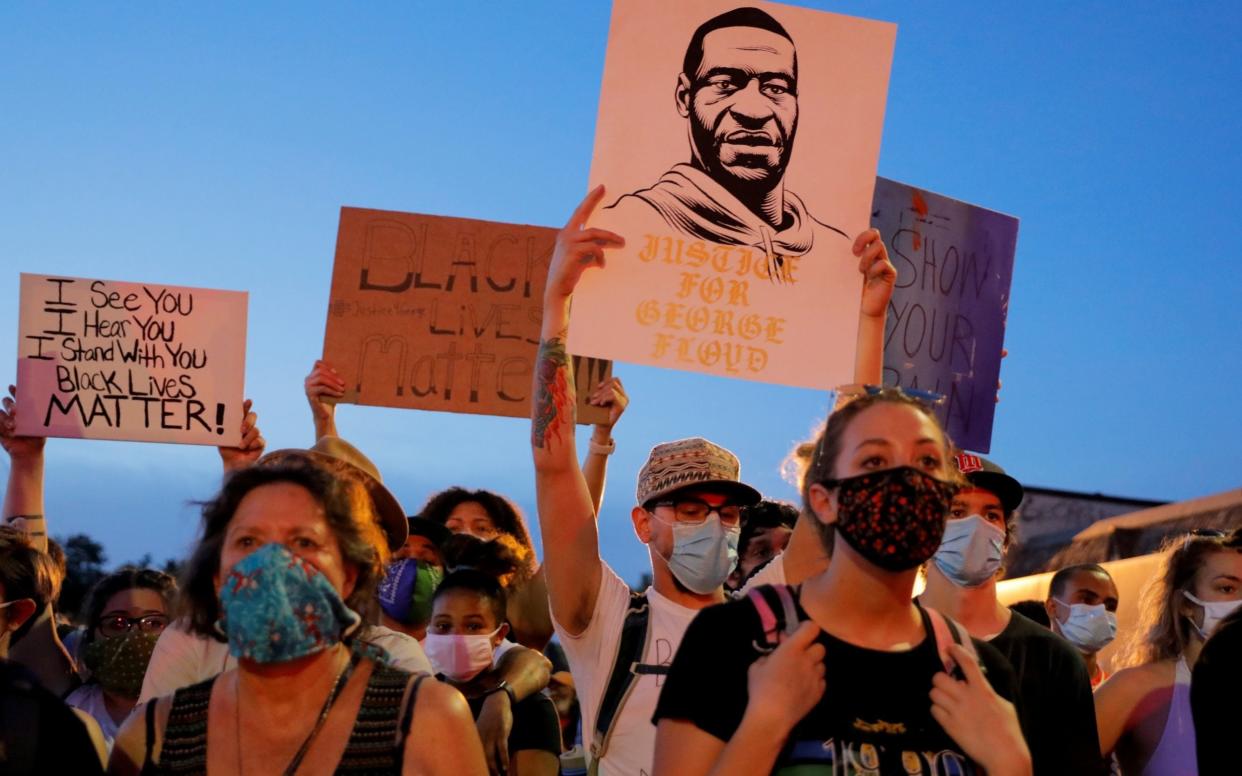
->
[534, 430, 759, 776]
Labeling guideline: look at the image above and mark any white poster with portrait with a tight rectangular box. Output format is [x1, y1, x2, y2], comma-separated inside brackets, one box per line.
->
[571, 0, 896, 388]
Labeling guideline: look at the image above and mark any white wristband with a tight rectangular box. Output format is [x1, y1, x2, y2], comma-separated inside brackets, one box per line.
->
[589, 437, 616, 456]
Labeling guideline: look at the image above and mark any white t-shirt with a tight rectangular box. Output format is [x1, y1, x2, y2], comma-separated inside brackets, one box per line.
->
[553, 562, 699, 776]
[737, 553, 788, 595]
[138, 621, 432, 704]
[65, 682, 119, 748]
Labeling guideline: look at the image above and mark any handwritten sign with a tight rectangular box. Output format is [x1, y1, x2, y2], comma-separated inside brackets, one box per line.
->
[16, 274, 247, 445]
[323, 208, 611, 423]
[569, 0, 896, 388]
[871, 177, 1018, 453]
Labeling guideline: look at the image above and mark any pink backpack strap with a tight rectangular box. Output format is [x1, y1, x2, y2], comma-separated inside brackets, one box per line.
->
[924, 607, 977, 675]
[747, 584, 802, 648]
[747, 587, 781, 646]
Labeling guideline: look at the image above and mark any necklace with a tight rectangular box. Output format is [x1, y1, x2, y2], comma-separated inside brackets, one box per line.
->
[234, 650, 360, 776]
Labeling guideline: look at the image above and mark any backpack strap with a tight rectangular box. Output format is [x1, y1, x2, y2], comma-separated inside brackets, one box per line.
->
[923, 606, 977, 676]
[588, 591, 651, 774]
[746, 584, 802, 650]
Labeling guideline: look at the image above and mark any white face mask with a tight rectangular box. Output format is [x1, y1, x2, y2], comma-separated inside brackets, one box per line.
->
[424, 627, 502, 682]
[1053, 599, 1117, 654]
[1183, 591, 1242, 640]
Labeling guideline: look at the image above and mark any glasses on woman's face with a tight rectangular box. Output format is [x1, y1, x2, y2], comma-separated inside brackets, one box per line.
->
[649, 499, 743, 527]
[97, 614, 169, 639]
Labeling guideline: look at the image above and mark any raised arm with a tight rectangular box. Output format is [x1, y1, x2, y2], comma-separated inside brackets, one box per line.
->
[530, 186, 625, 636]
[778, 230, 896, 586]
[852, 227, 896, 390]
[216, 399, 265, 474]
[582, 377, 628, 516]
[504, 567, 554, 649]
[305, 359, 344, 440]
[1, 384, 49, 552]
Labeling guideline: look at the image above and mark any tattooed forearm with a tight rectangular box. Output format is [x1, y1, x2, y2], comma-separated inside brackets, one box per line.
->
[532, 335, 573, 450]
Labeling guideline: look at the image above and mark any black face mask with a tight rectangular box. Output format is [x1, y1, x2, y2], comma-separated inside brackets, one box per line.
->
[825, 466, 958, 571]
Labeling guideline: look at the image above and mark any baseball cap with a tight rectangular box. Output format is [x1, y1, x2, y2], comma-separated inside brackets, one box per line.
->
[953, 453, 1024, 515]
[407, 516, 451, 549]
[636, 437, 761, 507]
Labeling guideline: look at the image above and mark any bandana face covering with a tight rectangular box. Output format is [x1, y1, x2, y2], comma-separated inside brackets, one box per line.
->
[82, 631, 160, 697]
[219, 543, 361, 663]
[378, 558, 443, 626]
[829, 466, 957, 572]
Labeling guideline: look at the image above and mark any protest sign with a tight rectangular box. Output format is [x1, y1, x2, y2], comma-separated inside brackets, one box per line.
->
[569, 0, 896, 388]
[15, 274, 247, 446]
[871, 177, 1018, 453]
[323, 208, 612, 423]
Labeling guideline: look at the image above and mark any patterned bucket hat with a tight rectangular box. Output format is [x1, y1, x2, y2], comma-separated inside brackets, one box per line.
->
[636, 437, 761, 507]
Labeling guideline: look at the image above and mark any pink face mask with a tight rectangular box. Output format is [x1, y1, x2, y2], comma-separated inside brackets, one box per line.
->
[423, 628, 501, 682]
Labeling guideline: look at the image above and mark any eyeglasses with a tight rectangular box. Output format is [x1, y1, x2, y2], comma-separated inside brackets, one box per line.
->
[97, 614, 169, 638]
[648, 499, 742, 527]
[835, 384, 946, 406]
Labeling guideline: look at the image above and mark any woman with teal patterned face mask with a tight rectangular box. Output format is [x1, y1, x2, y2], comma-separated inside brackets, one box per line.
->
[108, 456, 487, 776]
[65, 568, 176, 749]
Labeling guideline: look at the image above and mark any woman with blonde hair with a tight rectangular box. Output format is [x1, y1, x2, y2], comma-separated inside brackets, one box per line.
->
[1095, 529, 1242, 774]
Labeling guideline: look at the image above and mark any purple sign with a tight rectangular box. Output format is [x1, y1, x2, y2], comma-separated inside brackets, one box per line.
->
[871, 177, 1018, 453]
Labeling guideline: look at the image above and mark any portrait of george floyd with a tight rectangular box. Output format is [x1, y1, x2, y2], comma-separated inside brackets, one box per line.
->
[571, 0, 895, 389]
[605, 6, 845, 278]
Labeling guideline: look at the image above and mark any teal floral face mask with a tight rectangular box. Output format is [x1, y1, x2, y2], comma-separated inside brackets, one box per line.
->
[218, 543, 361, 664]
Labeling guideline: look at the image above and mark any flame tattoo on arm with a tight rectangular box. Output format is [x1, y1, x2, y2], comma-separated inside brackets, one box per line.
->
[532, 335, 572, 450]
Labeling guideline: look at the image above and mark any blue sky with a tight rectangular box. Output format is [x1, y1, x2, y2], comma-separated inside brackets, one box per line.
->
[2, 2, 1239, 585]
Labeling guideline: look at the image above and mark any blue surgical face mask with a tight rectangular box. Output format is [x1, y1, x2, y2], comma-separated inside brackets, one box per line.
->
[652, 515, 739, 595]
[1054, 599, 1117, 654]
[218, 543, 361, 664]
[931, 515, 1005, 587]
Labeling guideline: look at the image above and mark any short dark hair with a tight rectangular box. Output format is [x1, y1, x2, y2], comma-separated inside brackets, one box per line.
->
[419, 487, 534, 554]
[683, 7, 796, 82]
[179, 455, 388, 640]
[433, 568, 508, 627]
[1009, 599, 1051, 628]
[1048, 563, 1112, 600]
[79, 567, 178, 648]
[0, 527, 53, 609]
[738, 499, 798, 559]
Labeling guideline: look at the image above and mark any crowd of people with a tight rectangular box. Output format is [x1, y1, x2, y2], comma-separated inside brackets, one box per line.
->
[1, 185, 1238, 774]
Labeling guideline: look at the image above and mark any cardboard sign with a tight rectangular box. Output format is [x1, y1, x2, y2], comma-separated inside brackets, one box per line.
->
[15, 274, 248, 446]
[569, 0, 896, 388]
[871, 177, 1019, 453]
[323, 208, 611, 423]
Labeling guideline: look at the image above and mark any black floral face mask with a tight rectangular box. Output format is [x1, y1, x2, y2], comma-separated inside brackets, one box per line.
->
[825, 466, 958, 571]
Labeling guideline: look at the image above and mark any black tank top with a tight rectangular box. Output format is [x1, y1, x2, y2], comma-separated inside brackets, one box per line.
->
[141, 663, 425, 775]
